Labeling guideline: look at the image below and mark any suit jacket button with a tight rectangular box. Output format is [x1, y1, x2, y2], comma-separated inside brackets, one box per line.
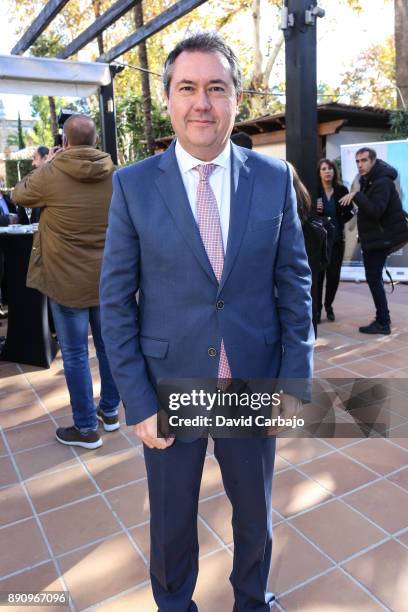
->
[216, 300, 224, 310]
[208, 347, 217, 357]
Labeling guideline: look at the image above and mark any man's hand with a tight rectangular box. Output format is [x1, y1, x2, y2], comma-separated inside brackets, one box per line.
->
[279, 393, 303, 420]
[339, 192, 357, 207]
[133, 413, 175, 450]
[268, 393, 303, 435]
[316, 197, 324, 214]
[46, 146, 63, 162]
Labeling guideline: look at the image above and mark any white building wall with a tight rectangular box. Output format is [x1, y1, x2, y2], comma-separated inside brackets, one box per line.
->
[326, 128, 389, 161]
[253, 128, 390, 163]
[253, 142, 286, 160]
[0, 117, 36, 157]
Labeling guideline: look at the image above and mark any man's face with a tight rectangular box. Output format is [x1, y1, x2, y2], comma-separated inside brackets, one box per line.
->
[355, 153, 375, 176]
[32, 151, 45, 169]
[166, 50, 240, 161]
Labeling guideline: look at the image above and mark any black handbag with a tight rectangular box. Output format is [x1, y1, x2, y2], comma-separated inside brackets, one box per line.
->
[378, 210, 408, 255]
[303, 215, 335, 271]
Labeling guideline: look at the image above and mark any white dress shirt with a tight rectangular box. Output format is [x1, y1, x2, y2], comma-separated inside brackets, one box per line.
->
[175, 140, 231, 251]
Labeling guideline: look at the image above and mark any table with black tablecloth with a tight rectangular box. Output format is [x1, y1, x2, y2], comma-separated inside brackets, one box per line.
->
[0, 228, 58, 367]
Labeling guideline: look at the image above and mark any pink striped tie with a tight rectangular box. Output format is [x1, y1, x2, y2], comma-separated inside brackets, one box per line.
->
[195, 164, 231, 383]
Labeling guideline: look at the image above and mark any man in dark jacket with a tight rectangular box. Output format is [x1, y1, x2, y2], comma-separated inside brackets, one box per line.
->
[340, 147, 408, 334]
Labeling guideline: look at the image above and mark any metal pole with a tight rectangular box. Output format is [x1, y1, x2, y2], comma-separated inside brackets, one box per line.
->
[99, 66, 118, 165]
[284, 0, 323, 206]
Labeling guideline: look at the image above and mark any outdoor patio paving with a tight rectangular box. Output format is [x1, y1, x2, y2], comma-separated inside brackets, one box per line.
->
[0, 281, 408, 611]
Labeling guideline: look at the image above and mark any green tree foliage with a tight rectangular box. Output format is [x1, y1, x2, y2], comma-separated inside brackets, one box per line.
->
[342, 0, 363, 12]
[10, 0, 379, 159]
[389, 109, 408, 139]
[5, 160, 33, 189]
[317, 82, 341, 105]
[17, 113, 25, 149]
[6, 132, 18, 147]
[30, 32, 64, 57]
[30, 95, 92, 147]
[30, 34, 67, 141]
[394, 0, 408, 109]
[30, 96, 62, 147]
[339, 36, 396, 108]
[116, 94, 172, 163]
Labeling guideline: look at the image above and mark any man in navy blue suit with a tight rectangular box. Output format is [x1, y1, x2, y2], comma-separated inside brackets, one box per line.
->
[101, 32, 313, 611]
[0, 191, 17, 226]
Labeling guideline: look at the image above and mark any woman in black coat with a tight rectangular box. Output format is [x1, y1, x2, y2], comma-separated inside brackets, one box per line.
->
[316, 159, 354, 323]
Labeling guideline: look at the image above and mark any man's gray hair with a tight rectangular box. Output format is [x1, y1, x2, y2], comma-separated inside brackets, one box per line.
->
[163, 31, 242, 96]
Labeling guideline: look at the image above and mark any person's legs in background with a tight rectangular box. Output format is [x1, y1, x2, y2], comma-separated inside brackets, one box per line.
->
[316, 269, 325, 324]
[89, 305, 121, 431]
[311, 270, 320, 338]
[360, 249, 391, 334]
[49, 300, 102, 448]
[324, 240, 345, 321]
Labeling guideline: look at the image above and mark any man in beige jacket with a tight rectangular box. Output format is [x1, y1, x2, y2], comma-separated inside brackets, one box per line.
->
[13, 114, 120, 449]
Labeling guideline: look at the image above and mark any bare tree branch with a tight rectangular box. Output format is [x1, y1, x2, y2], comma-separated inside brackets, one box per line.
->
[263, 32, 284, 87]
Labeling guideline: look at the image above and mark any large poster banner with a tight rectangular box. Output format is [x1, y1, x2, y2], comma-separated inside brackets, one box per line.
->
[340, 140, 408, 281]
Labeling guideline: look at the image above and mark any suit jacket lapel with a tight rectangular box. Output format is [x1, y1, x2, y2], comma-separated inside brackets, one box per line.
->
[219, 144, 253, 294]
[155, 143, 217, 284]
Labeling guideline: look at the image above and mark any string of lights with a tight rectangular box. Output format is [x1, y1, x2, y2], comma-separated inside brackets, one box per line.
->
[112, 61, 399, 101]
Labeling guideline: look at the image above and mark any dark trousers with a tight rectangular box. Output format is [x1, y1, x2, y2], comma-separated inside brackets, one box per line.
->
[0, 251, 6, 305]
[318, 240, 345, 313]
[144, 436, 276, 612]
[311, 269, 319, 338]
[362, 249, 390, 325]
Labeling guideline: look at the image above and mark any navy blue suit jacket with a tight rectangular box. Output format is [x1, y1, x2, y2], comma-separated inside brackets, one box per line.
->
[0, 193, 16, 226]
[100, 143, 314, 425]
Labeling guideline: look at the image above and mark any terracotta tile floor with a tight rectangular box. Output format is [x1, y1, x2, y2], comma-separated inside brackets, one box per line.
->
[1, 281, 408, 611]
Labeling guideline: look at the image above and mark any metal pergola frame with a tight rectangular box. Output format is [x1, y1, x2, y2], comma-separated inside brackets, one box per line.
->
[10, 0, 320, 195]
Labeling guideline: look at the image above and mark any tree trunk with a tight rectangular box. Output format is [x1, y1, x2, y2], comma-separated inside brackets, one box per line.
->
[247, 1, 284, 117]
[395, 0, 408, 108]
[48, 96, 59, 144]
[263, 33, 284, 87]
[92, 0, 104, 55]
[134, 2, 155, 156]
[252, 0, 262, 88]
[17, 113, 25, 150]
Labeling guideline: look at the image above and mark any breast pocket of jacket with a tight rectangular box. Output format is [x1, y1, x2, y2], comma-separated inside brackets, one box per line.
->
[249, 213, 283, 232]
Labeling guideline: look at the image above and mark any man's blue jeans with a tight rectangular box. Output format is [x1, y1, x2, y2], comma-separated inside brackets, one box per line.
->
[50, 300, 120, 432]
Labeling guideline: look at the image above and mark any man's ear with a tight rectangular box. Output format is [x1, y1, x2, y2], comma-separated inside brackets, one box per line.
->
[163, 88, 170, 113]
[62, 133, 68, 148]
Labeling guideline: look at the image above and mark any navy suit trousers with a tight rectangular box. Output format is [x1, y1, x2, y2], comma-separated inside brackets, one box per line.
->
[144, 436, 276, 612]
